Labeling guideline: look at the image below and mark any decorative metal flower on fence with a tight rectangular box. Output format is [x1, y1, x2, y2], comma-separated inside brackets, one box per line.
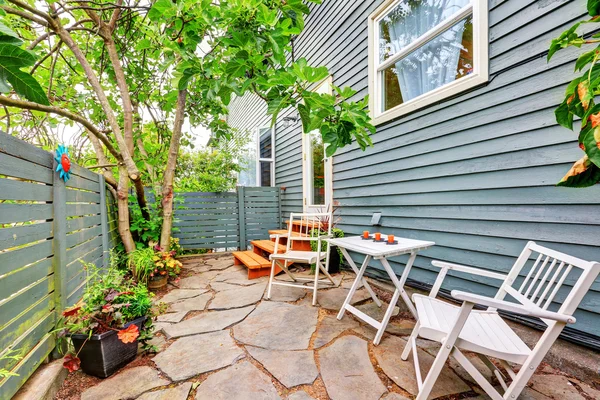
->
[54, 144, 72, 182]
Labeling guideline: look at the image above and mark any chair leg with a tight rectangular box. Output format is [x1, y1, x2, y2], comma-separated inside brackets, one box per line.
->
[312, 260, 321, 306]
[401, 321, 420, 360]
[266, 259, 277, 299]
[416, 302, 474, 400]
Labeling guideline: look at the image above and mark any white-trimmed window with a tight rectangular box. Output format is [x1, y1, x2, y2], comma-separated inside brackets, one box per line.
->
[368, 0, 488, 125]
[238, 126, 275, 187]
[256, 126, 275, 187]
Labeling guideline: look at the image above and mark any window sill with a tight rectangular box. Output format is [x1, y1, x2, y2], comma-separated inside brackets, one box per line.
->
[371, 72, 488, 127]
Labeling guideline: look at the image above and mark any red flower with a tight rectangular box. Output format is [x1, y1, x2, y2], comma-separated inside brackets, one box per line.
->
[117, 324, 139, 344]
[62, 306, 81, 318]
[63, 354, 81, 372]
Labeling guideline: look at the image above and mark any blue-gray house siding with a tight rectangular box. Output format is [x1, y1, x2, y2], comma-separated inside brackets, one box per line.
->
[226, 0, 600, 337]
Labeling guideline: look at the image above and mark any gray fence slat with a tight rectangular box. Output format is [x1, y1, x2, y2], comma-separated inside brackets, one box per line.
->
[0, 152, 53, 184]
[0, 204, 53, 225]
[0, 277, 52, 329]
[66, 188, 101, 203]
[66, 204, 101, 218]
[0, 133, 52, 168]
[0, 241, 53, 276]
[238, 186, 247, 250]
[0, 258, 53, 302]
[66, 174, 101, 192]
[0, 178, 53, 202]
[69, 163, 99, 183]
[66, 215, 101, 233]
[65, 236, 103, 265]
[0, 222, 52, 252]
[99, 176, 109, 269]
[0, 312, 53, 373]
[66, 225, 102, 249]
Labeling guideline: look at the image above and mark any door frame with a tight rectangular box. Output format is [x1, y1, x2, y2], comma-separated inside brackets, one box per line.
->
[256, 125, 275, 187]
[302, 76, 333, 212]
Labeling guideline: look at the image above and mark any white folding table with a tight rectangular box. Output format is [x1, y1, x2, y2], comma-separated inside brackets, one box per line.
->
[327, 235, 435, 345]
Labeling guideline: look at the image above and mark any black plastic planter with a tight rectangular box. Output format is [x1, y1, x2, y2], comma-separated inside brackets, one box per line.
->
[70, 316, 146, 378]
[328, 246, 341, 274]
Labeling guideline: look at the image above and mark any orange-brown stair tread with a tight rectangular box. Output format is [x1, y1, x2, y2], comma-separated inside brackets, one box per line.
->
[250, 240, 287, 254]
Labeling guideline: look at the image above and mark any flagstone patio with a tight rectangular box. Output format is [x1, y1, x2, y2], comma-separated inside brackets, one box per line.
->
[74, 255, 599, 400]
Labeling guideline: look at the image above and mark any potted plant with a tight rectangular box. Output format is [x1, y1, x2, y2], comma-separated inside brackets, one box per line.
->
[150, 248, 183, 288]
[57, 264, 157, 378]
[310, 203, 344, 273]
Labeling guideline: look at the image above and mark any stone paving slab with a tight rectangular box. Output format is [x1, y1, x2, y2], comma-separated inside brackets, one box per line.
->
[169, 292, 212, 312]
[287, 390, 315, 400]
[153, 330, 245, 381]
[176, 276, 209, 289]
[381, 393, 410, 400]
[529, 375, 586, 400]
[209, 282, 266, 310]
[373, 335, 469, 398]
[247, 346, 318, 388]
[156, 311, 188, 323]
[215, 268, 253, 283]
[163, 305, 255, 339]
[194, 361, 281, 400]
[352, 320, 414, 341]
[317, 287, 372, 311]
[318, 335, 386, 400]
[266, 284, 307, 302]
[136, 382, 192, 400]
[207, 258, 235, 270]
[81, 366, 169, 400]
[158, 288, 208, 304]
[313, 315, 360, 349]
[356, 301, 399, 320]
[234, 301, 318, 350]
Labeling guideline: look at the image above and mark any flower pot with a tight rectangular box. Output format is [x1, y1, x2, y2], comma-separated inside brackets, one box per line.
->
[70, 316, 146, 378]
[147, 274, 167, 289]
[328, 246, 341, 274]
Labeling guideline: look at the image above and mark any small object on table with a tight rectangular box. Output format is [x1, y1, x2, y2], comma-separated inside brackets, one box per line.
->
[326, 235, 435, 345]
[387, 234, 394, 243]
[374, 232, 381, 241]
[363, 230, 370, 239]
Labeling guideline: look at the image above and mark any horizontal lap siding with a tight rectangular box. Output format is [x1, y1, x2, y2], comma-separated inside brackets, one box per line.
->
[226, 0, 600, 336]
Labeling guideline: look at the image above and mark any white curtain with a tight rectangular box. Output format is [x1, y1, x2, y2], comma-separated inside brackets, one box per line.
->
[384, 0, 470, 102]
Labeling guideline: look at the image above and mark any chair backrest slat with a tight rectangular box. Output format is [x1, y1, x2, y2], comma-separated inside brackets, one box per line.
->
[497, 241, 600, 318]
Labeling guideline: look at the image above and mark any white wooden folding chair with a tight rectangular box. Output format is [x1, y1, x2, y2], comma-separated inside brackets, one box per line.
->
[402, 241, 600, 400]
[266, 212, 336, 305]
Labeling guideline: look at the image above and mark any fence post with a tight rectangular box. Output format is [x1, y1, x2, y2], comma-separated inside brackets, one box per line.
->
[52, 156, 67, 316]
[238, 186, 246, 250]
[99, 175, 110, 269]
[277, 187, 282, 229]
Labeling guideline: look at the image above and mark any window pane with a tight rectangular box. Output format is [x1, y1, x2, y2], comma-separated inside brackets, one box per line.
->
[259, 127, 272, 159]
[382, 15, 473, 111]
[259, 161, 272, 187]
[379, 0, 471, 63]
[310, 134, 325, 205]
[238, 132, 257, 186]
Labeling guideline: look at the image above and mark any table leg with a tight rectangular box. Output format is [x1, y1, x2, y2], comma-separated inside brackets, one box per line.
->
[380, 254, 418, 319]
[339, 247, 382, 307]
[337, 254, 372, 320]
[373, 287, 401, 345]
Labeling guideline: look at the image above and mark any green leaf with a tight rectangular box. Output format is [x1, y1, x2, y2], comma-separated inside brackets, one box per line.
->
[0, 43, 36, 68]
[135, 39, 153, 51]
[225, 59, 247, 78]
[555, 100, 574, 129]
[548, 22, 582, 61]
[2, 67, 49, 105]
[557, 157, 600, 187]
[575, 48, 597, 71]
[589, 0, 600, 16]
[148, 0, 176, 20]
[580, 125, 600, 167]
[297, 103, 311, 133]
[0, 22, 22, 45]
[325, 142, 337, 157]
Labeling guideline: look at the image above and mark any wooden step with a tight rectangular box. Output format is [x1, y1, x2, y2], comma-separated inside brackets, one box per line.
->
[232, 250, 281, 280]
[268, 229, 288, 235]
[251, 240, 287, 254]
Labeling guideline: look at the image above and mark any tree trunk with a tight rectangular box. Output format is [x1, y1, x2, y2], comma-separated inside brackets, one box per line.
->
[159, 89, 187, 250]
[117, 166, 136, 253]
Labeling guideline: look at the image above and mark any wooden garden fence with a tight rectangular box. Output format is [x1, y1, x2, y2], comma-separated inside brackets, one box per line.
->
[0, 133, 118, 399]
[170, 186, 282, 251]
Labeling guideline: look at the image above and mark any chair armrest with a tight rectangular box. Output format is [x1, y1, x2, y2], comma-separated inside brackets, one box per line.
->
[431, 261, 508, 280]
[451, 290, 576, 324]
[428, 260, 508, 299]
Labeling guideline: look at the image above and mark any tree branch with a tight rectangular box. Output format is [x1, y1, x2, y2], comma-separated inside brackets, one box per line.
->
[0, 95, 121, 159]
